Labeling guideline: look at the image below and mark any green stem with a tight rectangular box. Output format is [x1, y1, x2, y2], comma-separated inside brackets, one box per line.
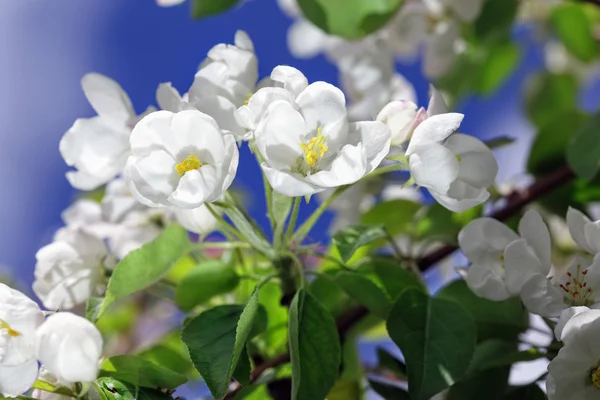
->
[197, 241, 252, 250]
[206, 203, 244, 240]
[363, 162, 405, 180]
[285, 197, 301, 243]
[224, 192, 269, 241]
[299, 249, 350, 270]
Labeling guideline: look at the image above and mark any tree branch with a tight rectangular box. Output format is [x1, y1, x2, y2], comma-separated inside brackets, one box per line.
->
[222, 164, 576, 399]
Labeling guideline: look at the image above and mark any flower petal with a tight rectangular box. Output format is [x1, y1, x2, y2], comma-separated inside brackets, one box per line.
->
[408, 143, 459, 193]
[234, 87, 295, 131]
[261, 163, 320, 197]
[567, 207, 594, 254]
[406, 113, 464, 155]
[376, 100, 419, 145]
[520, 274, 566, 317]
[465, 262, 510, 301]
[518, 210, 552, 271]
[287, 20, 327, 59]
[130, 110, 180, 157]
[347, 121, 391, 173]
[81, 73, 134, 122]
[270, 66, 308, 97]
[168, 168, 215, 209]
[430, 188, 489, 213]
[459, 217, 519, 265]
[307, 144, 367, 188]
[0, 360, 39, 397]
[426, 85, 448, 117]
[504, 239, 545, 295]
[156, 82, 184, 112]
[170, 110, 226, 164]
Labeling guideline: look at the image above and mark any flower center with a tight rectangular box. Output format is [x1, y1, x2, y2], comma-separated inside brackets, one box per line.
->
[559, 263, 592, 306]
[300, 128, 328, 169]
[0, 319, 20, 337]
[591, 367, 600, 389]
[175, 155, 202, 176]
[455, 154, 462, 162]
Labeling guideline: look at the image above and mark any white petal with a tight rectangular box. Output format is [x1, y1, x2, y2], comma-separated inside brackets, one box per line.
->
[234, 87, 295, 131]
[129, 110, 180, 157]
[504, 239, 546, 295]
[459, 217, 519, 265]
[426, 85, 448, 116]
[255, 100, 304, 170]
[132, 150, 178, 203]
[423, 20, 460, 78]
[168, 168, 214, 209]
[408, 143, 459, 194]
[170, 110, 226, 164]
[520, 274, 566, 318]
[347, 121, 391, 173]
[430, 188, 490, 213]
[156, 0, 185, 6]
[65, 171, 110, 192]
[518, 210, 552, 271]
[555, 306, 590, 342]
[307, 144, 367, 188]
[36, 313, 103, 384]
[270, 66, 308, 97]
[449, 0, 485, 22]
[234, 30, 254, 52]
[465, 262, 511, 301]
[81, 73, 134, 122]
[287, 20, 327, 59]
[215, 134, 239, 199]
[156, 82, 184, 112]
[0, 360, 39, 397]
[584, 221, 600, 254]
[567, 207, 594, 254]
[173, 205, 219, 235]
[406, 113, 464, 155]
[376, 100, 419, 145]
[560, 309, 600, 344]
[191, 94, 244, 136]
[445, 134, 498, 188]
[261, 164, 320, 197]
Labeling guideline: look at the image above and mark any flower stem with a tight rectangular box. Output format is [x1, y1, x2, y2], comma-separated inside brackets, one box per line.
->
[285, 197, 301, 244]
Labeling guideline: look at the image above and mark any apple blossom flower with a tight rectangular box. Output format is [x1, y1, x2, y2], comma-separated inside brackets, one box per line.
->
[0, 283, 45, 397]
[35, 312, 103, 384]
[125, 109, 239, 209]
[567, 207, 600, 255]
[33, 228, 111, 310]
[255, 82, 391, 197]
[60, 73, 152, 191]
[156, 0, 185, 6]
[459, 217, 519, 301]
[547, 308, 600, 399]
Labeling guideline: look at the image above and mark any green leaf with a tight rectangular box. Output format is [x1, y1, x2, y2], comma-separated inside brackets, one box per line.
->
[362, 257, 424, 300]
[528, 110, 586, 176]
[191, 0, 240, 19]
[136, 331, 195, 377]
[386, 289, 477, 400]
[31, 380, 76, 397]
[551, 3, 596, 62]
[525, 73, 578, 129]
[96, 224, 192, 320]
[86, 297, 104, 321]
[376, 347, 407, 378]
[361, 200, 422, 236]
[568, 112, 600, 181]
[368, 380, 411, 400]
[99, 355, 187, 389]
[333, 225, 387, 262]
[271, 191, 293, 231]
[333, 270, 392, 318]
[327, 379, 361, 400]
[289, 289, 341, 400]
[94, 378, 173, 400]
[181, 289, 264, 399]
[483, 136, 515, 149]
[416, 204, 465, 243]
[297, 0, 403, 40]
[474, 0, 519, 43]
[504, 384, 547, 400]
[220, 204, 274, 258]
[232, 347, 251, 386]
[474, 42, 520, 94]
[436, 280, 528, 342]
[175, 260, 240, 311]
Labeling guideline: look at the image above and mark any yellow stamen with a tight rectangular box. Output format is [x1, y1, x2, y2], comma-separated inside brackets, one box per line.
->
[300, 127, 328, 168]
[592, 367, 600, 389]
[175, 155, 201, 176]
[0, 319, 20, 337]
[455, 154, 462, 162]
[244, 93, 252, 106]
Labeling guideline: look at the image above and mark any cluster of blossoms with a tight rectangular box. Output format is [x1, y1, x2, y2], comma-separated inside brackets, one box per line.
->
[0, 284, 102, 397]
[461, 207, 600, 397]
[8, 26, 500, 398]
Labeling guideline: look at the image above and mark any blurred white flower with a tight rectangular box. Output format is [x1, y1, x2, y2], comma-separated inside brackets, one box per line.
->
[33, 228, 110, 310]
[60, 73, 152, 191]
[35, 312, 103, 384]
[547, 308, 600, 399]
[125, 110, 239, 209]
[156, 0, 185, 6]
[255, 82, 391, 196]
[171, 204, 219, 235]
[567, 207, 600, 255]
[0, 283, 45, 397]
[459, 217, 519, 301]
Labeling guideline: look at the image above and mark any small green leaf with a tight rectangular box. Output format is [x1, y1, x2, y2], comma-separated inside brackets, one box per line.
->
[361, 200, 422, 236]
[136, 331, 195, 377]
[551, 3, 596, 62]
[333, 225, 387, 262]
[474, 0, 519, 43]
[416, 204, 466, 243]
[271, 191, 293, 231]
[525, 73, 578, 129]
[289, 289, 341, 400]
[175, 261, 240, 311]
[232, 347, 251, 386]
[483, 136, 515, 149]
[297, 0, 403, 40]
[86, 297, 104, 321]
[436, 280, 528, 342]
[96, 224, 192, 320]
[181, 289, 264, 399]
[327, 379, 362, 400]
[99, 355, 187, 389]
[362, 257, 424, 300]
[94, 378, 173, 400]
[191, 0, 240, 19]
[368, 380, 411, 400]
[333, 270, 392, 318]
[386, 289, 477, 400]
[220, 203, 274, 258]
[475, 42, 520, 94]
[32, 380, 76, 397]
[567, 112, 600, 181]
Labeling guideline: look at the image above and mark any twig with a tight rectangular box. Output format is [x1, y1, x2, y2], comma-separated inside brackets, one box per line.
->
[221, 165, 576, 399]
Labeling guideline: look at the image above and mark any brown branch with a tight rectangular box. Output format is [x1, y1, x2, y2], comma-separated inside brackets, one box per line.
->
[581, 0, 600, 6]
[222, 164, 576, 400]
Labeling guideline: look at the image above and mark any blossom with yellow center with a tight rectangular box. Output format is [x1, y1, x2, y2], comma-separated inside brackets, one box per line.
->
[175, 155, 202, 176]
[559, 263, 593, 307]
[0, 318, 20, 337]
[300, 128, 328, 169]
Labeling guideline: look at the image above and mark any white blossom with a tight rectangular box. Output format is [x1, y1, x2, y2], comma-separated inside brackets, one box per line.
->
[33, 228, 110, 310]
[567, 206, 600, 255]
[547, 308, 600, 399]
[255, 82, 391, 197]
[125, 110, 239, 209]
[171, 204, 219, 236]
[0, 283, 45, 397]
[60, 73, 151, 191]
[35, 312, 103, 384]
[156, 0, 185, 6]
